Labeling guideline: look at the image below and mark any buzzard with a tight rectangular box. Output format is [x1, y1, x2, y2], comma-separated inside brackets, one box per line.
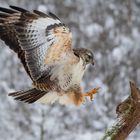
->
[0, 6, 99, 106]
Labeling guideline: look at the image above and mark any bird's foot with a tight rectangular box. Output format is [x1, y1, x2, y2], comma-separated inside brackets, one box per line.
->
[84, 87, 100, 101]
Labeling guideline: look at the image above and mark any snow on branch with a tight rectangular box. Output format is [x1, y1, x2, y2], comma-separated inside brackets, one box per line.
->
[102, 81, 140, 140]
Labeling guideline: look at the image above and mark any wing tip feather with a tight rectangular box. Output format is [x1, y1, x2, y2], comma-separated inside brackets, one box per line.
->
[9, 5, 28, 13]
[48, 12, 60, 20]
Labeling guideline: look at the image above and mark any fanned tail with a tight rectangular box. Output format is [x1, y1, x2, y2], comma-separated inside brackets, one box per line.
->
[8, 88, 47, 103]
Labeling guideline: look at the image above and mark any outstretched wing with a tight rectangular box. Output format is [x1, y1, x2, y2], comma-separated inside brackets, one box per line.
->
[0, 7, 32, 79]
[0, 6, 73, 81]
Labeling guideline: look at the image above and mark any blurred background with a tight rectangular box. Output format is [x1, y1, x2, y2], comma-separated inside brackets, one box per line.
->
[0, 0, 140, 140]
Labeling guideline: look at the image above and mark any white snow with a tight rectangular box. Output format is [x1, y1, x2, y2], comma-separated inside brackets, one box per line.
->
[38, 5, 47, 12]
[105, 16, 114, 29]
[86, 23, 103, 38]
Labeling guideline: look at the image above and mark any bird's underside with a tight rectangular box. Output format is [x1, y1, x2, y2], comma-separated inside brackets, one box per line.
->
[0, 6, 99, 106]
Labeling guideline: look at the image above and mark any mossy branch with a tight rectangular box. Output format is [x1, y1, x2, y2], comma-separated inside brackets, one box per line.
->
[102, 81, 140, 140]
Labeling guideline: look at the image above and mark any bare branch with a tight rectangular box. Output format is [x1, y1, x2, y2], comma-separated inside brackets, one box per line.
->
[102, 81, 140, 140]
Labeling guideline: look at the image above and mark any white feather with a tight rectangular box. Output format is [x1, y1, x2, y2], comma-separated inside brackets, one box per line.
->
[58, 94, 75, 105]
[30, 17, 61, 29]
[36, 59, 85, 105]
[36, 92, 58, 104]
[36, 92, 76, 105]
[50, 57, 84, 90]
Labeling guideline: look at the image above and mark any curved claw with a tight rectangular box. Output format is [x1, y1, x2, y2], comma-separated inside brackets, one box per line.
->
[84, 87, 100, 101]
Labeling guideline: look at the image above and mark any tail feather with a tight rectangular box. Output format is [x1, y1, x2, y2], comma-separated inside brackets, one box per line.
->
[8, 88, 47, 103]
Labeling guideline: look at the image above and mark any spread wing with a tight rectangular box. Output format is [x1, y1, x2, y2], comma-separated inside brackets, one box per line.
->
[0, 7, 32, 79]
[0, 6, 73, 82]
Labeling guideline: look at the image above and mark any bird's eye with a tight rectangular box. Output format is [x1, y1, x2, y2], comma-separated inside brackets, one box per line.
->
[87, 54, 92, 59]
[88, 55, 91, 58]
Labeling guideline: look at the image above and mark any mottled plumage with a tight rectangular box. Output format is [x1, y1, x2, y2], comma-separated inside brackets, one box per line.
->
[0, 6, 98, 106]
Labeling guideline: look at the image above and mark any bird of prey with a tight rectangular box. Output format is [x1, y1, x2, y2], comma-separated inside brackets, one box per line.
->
[0, 6, 99, 106]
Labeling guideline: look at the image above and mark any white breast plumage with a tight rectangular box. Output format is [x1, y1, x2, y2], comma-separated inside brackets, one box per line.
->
[50, 58, 85, 91]
[62, 58, 85, 90]
[71, 58, 85, 83]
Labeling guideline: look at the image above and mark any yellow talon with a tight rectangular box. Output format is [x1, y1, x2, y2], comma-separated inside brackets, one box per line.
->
[84, 87, 100, 101]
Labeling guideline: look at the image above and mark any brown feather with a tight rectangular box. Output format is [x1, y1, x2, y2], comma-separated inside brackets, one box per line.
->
[0, 7, 17, 14]
[33, 10, 49, 18]
[44, 26, 72, 64]
[0, 7, 34, 79]
[67, 86, 84, 106]
[0, 25, 33, 79]
[9, 88, 47, 103]
[10, 5, 29, 13]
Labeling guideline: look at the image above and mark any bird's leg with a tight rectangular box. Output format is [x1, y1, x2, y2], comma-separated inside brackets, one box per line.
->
[84, 87, 100, 101]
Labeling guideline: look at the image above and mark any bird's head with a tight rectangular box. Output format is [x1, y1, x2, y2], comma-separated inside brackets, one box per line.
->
[73, 48, 95, 66]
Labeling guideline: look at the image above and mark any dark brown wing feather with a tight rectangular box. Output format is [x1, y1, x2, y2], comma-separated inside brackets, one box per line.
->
[9, 5, 29, 13]
[8, 88, 47, 103]
[33, 10, 49, 18]
[0, 7, 33, 79]
[0, 7, 17, 14]
[0, 6, 49, 80]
